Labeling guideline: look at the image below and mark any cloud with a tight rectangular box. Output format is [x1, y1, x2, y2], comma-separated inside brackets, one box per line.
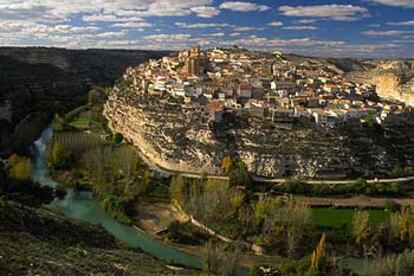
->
[219, 1, 270, 12]
[362, 30, 413, 36]
[175, 22, 234, 29]
[268, 21, 283, 27]
[369, 0, 414, 8]
[224, 35, 345, 48]
[283, 26, 319, 30]
[82, 14, 144, 22]
[0, 0, 215, 23]
[279, 5, 369, 21]
[112, 22, 152, 28]
[296, 19, 316, 24]
[229, 32, 240, 37]
[96, 31, 127, 38]
[233, 26, 264, 32]
[190, 6, 220, 18]
[387, 20, 414, 26]
[207, 32, 225, 37]
[144, 33, 192, 43]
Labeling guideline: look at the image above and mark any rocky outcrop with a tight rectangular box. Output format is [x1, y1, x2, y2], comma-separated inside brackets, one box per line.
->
[104, 92, 357, 178]
[344, 60, 414, 106]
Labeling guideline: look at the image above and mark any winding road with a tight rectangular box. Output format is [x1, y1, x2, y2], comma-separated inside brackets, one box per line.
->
[133, 143, 414, 185]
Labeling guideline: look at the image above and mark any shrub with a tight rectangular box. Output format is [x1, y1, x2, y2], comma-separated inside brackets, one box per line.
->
[281, 178, 308, 194]
[48, 142, 72, 170]
[7, 154, 32, 183]
[384, 199, 400, 212]
[113, 133, 124, 144]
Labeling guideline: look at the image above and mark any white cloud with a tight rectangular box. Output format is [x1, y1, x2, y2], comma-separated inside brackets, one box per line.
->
[0, 0, 215, 23]
[83, 14, 144, 22]
[219, 1, 270, 12]
[233, 26, 264, 32]
[112, 22, 152, 28]
[224, 35, 345, 48]
[362, 30, 413, 36]
[96, 31, 127, 38]
[268, 21, 283, 27]
[175, 22, 234, 29]
[279, 5, 369, 21]
[229, 32, 240, 37]
[296, 19, 316, 24]
[369, 0, 414, 8]
[208, 32, 225, 37]
[144, 33, 192, 43]
[190, 6, 220, 18]
[283, 26, 319, 30]
[387, 20, 414, 26]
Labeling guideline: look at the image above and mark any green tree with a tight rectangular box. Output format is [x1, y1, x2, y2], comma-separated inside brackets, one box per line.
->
[228, 160, 251, 187]
[170, 175, 185, 206]
[139, 169, 151, 196]
[53, 113, 66, 131]
[113, 133, 124, 144]
[48, 142, 72, 170]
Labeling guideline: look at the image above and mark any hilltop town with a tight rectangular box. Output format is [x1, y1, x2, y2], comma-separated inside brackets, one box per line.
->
[104, 47, 414, 179]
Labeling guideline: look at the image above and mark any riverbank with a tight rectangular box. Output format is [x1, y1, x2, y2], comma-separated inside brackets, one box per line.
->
[0, 199, 183, 275]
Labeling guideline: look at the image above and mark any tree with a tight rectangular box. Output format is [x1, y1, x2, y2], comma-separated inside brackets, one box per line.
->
[53, 113, 66, 131]
[170, 175, 185, 206]
[311, 233, 327, 271]
[202, 240, 242, 276]
[139, 169, 151, 196]
[7, 154, 32, 183]
[113, 133, 124, 144]
[221, 155, 233, 174]
[48, 142, 72, 170]
[389, 205, 414, 245]
[352, 210, 370, 246]
[228, 160, 251, 187]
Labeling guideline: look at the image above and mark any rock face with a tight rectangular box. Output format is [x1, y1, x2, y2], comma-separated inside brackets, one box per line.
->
[0, 47, 169, 155]
[343, 60, 414, 106]
[104, 92, 358, 178]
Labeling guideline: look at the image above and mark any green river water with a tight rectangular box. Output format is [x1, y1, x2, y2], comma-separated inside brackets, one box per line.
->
[32, 126, 202, 269]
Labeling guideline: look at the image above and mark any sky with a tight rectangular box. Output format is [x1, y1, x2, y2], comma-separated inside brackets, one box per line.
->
[0, 0, 414, 58]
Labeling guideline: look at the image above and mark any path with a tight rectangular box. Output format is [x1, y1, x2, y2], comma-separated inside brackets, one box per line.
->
[130, 140, 414, 185]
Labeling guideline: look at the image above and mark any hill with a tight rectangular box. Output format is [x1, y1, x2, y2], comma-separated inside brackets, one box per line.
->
[0, 47, 170, 155]
[0, 198, 185, 275]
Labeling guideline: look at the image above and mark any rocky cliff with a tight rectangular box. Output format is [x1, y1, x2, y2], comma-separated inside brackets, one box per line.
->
[0, 47, 169, 155]
[341, 60, 414, 106]
[106, 91, 413, 179]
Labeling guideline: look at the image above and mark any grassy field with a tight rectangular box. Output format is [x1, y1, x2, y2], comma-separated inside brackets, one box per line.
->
[69, 116, 92, 129]
[51, 131, 104, 159]
[312, 207, 389, 229]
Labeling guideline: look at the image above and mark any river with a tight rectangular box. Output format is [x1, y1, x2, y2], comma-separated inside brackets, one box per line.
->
[31, 126, 202, 269]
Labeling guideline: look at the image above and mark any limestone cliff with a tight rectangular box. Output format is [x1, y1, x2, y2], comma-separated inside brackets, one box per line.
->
[344, 60, 414, 106]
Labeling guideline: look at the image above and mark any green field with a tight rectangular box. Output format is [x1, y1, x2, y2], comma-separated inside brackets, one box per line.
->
[51, 131, 104, 159]
[69, 116, 92, 129]
[312, 208, 389, 229]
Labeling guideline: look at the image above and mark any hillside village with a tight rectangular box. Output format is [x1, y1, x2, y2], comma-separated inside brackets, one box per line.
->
[104, 47, 414, 179]
[123, 46, 406, 128]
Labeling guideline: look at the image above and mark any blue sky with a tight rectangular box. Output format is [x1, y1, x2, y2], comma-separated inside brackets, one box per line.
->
[1, 0, 414, 58]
